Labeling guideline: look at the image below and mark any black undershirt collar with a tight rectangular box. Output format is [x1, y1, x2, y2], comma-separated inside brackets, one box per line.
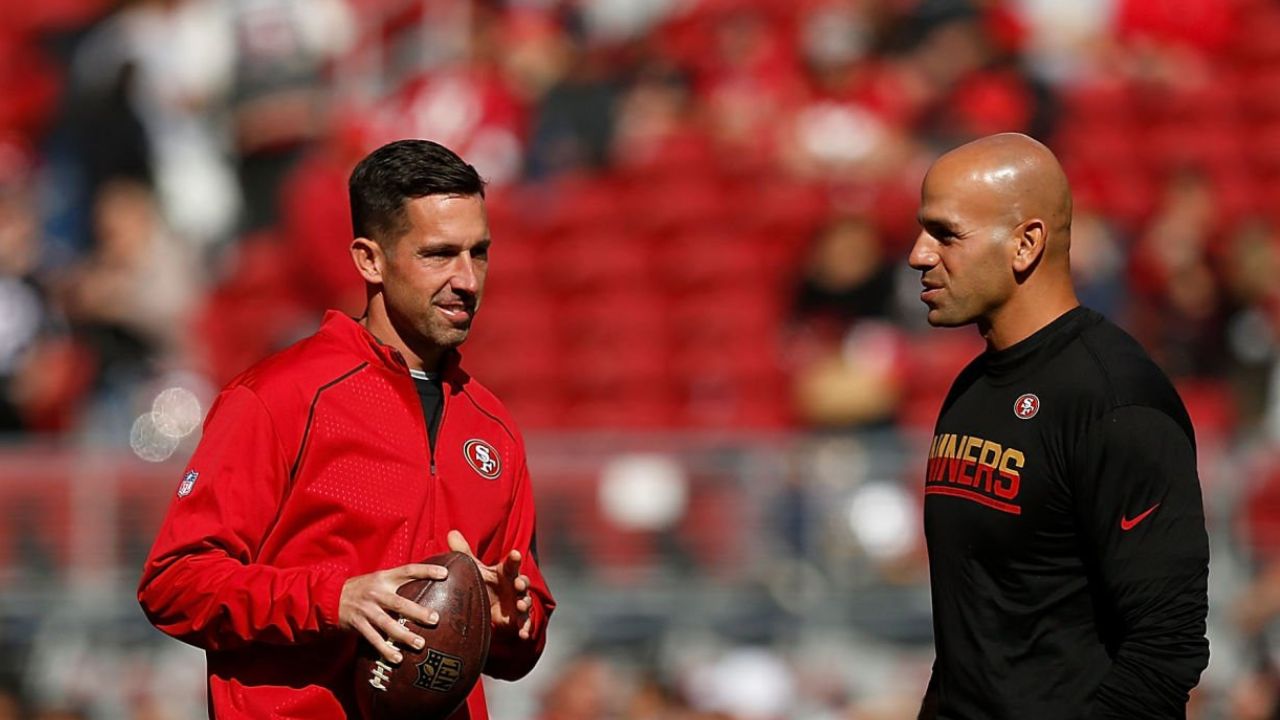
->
[980, 306, 1091, 385]
[409, 368, 443, 450]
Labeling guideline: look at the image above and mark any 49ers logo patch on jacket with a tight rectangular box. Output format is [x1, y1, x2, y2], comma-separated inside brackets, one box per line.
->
[463, 439, 502, 479]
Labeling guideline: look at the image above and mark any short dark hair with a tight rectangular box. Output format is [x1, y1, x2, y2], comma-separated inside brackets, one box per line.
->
[349, 139, 486, 243]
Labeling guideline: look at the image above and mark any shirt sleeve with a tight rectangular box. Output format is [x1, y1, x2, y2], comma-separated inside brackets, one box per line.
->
[136, 385, 347, 650]
[917, 663, 940, 720]
[1073, 405, 1210, 719]
[481, 438, 556, 681]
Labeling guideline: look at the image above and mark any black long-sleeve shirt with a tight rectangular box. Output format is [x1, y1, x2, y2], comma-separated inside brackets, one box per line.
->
[921, 307, 1209, 720]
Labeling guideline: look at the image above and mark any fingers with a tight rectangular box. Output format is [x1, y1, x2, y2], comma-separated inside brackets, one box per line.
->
[397, 563, 449, 582]
[373, 610, 427, 657]
[501, 550, 522, 580]
[447, 529, 473, 556]
[389, 593, 440, 630]
[340, 565, 452, 664]
[354, 617, 405, 664]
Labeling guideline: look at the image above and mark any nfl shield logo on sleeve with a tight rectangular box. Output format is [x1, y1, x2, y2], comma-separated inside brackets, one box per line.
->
[177, 470, 199, 497]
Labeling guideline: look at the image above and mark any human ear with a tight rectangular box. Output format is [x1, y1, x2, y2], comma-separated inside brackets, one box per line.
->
[1012, 219, 1046, 274]
[351, 237, 384, 284]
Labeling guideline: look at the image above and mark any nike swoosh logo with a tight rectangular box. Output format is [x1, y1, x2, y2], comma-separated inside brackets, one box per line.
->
[1120, 503, 1160, 531]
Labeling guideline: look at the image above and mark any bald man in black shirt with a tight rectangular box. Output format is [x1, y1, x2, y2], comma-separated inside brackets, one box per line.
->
[909, 134, 1209, 719]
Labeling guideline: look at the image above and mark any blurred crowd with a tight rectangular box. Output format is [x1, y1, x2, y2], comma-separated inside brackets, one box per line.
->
[4, 0, 1280, 717]
[3, 0, 1278, 439]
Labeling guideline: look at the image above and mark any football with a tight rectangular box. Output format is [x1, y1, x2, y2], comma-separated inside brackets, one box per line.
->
[354, 551, 491, 720]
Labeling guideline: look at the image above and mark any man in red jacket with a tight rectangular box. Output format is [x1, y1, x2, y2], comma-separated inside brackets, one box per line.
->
[138, 139, 555, 719]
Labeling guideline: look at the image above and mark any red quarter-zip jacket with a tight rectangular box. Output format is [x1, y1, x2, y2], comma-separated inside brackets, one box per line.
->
[138, 311, 554, 719]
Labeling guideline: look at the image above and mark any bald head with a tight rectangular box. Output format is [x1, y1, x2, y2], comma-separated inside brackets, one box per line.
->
[930, 133, 1073, 252]
[909, 133, 1081, 348]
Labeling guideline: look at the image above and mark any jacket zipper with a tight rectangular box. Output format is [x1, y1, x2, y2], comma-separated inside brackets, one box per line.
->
[427, 381, 447, 543]
[430, 383, 447, 475]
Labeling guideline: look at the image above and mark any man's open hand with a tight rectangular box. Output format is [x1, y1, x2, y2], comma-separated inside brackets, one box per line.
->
[339, 562, 449, 663]
[447, 530, 534, 640]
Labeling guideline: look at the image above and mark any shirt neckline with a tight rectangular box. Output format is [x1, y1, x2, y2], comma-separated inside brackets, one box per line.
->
[981, 306, 1090, 382]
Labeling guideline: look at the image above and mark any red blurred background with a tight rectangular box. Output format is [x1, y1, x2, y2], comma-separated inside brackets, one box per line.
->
[1, 0, 1279, 718]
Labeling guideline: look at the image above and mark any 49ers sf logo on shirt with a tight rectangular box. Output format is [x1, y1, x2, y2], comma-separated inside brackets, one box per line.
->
[1013, 393, 1040, 420]
[463, 439, 502, 480]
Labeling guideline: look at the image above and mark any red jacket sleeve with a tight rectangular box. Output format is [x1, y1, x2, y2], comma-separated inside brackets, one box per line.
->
[137, 385, 346, 649]
[482, 438, 555, 680]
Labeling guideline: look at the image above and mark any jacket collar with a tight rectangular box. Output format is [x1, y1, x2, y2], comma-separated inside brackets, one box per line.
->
[319, 310, 465, 384]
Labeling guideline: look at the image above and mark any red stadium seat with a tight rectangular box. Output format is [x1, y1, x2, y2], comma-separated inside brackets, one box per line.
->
[1055, 122, 1143, 172]
[465, 288, 563, 393]
[1250, 123, 1280, 175]
[558, 289, 669, 348]
[1095, 168, 1159, 232]
[1060, 81, 1137, 125]
[672, 331, 787, 428]
[1140, 121, 1246, 177]
[615, 128, 720, 185]
[509, 387, 569, 428]
[1150, 78, 1241, 124]
[1239, 66, 1280, 121]
[1256, 172, 1280, 225]
[652, 228, 773, 293]
[626, 175, 736, 236]
[731, 178, 830, 246]
[559, 319, 677, 429]
[542, 228, 652, 298]
[536, 173, 629, 234]
[667, 285, 780, 350]
[194, 233, 313, 384]
[1229, 5, 1280, 65]
[487, 228, 545, 294]
[899, 331, 985, 431]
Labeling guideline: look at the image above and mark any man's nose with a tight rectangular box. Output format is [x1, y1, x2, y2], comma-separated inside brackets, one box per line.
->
[451, 253, 480, 294]
[909, 232, 939, 271]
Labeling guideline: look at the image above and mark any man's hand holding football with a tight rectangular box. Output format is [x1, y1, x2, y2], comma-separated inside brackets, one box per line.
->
[339, 562, 449, 663]
[447, 529, 534, 640]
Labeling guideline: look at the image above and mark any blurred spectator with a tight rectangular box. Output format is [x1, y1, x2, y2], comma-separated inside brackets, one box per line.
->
[1008, 0, 1114, 84]
[788, 216, 906, 430]
[792, 216, 896, 326]
[0, 685, 21, 720]
[0, 144, 50, 432]
[0, 0, 1279, 715]
[73, 0, 241, 248]
[277, 113, 370, 315]
[522, 13, 619, 178]
[610, 56, 699, 175]
[1069, 208, 1128, 317]
[624, 673, 692, 720]
[42, 57, 156, 264]
[686, 647, 795, 720]
[536, 655, 622, 720]
[227, 0, 354, 231]
[58, 179, 196, 437]
[1127, 169, 1224, 378]
[67, 60, 152, 204]
[691, 4, 804, 173]
[0, 28, 62, 144]
[1219, 218, 1280, 435]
